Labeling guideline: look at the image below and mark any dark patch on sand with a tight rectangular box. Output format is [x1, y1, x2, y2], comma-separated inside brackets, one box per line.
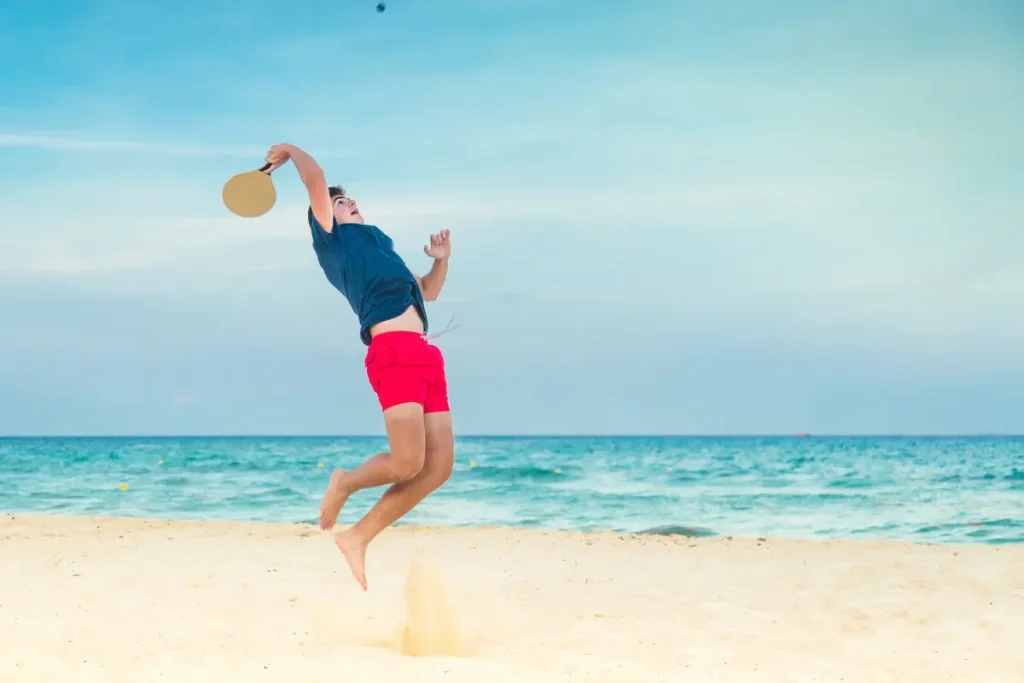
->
[637, 524, 717, 538]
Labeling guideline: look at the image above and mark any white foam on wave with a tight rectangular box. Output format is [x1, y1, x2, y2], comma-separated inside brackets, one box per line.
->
[548, 470, 677, 498]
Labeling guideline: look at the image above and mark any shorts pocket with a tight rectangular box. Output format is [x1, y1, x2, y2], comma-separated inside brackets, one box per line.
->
[365, 341, 398, 390]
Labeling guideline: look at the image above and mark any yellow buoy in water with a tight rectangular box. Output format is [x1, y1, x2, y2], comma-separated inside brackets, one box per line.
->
[119, 483, 128, 491]
[318, 462, 324, 468]
[469, 460, 477, 468]
[157, 459, 164, 465]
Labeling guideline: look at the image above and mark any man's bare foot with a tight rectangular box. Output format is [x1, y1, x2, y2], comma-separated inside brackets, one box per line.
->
[334, 529, 369, 591]
[319, 469, 351, 530]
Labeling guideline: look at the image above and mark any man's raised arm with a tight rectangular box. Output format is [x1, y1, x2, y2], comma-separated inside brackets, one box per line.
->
[417, 229, 451, 301]
[265, 143, 333, 230]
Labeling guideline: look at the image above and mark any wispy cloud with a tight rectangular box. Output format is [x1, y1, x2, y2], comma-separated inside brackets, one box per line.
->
[0, 132, 266, 157]
[0, 171, 920, 278]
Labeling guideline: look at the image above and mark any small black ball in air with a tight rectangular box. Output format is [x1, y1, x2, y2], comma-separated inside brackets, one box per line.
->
[376, 2, 386, 12]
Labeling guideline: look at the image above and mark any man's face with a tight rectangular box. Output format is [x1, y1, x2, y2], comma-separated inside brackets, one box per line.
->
[333, 195, 363, 224]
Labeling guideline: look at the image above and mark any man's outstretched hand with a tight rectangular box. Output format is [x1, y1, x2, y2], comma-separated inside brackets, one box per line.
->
[424, 229, 451, 260]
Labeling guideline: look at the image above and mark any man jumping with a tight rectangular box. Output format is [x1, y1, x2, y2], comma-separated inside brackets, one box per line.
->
[264, 143, 454, 591]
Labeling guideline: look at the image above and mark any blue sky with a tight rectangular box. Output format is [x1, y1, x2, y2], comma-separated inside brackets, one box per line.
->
[1, 0, 1022, 435]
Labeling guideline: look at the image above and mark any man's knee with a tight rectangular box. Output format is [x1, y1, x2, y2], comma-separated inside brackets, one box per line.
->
[391, 452, 425, 481]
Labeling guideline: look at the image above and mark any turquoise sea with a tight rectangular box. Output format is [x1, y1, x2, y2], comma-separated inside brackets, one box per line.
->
[1, 436, 1021, 545]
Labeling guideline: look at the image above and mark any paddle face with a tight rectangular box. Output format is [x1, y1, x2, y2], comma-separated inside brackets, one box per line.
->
[222, 163, 276, 217]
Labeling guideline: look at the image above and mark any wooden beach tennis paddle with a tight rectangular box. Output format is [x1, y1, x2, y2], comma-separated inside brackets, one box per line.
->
[222, 163, 276, 217]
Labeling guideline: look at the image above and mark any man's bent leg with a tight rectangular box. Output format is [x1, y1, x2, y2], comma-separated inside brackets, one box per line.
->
[335, 411, 455, 590]
[318, 402, 426, 530]
[351, 411, 454, 540]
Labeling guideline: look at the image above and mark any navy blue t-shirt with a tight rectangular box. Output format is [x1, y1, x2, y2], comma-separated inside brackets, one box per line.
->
[308, 210, 428, 346]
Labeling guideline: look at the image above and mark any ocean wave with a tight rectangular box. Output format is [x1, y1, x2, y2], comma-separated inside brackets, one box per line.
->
[467, 464, 577, 482]
[2, 435, 1021, 545]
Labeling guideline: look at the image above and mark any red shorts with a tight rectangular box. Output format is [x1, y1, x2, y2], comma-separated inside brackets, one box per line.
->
[365, 331, 450, 413]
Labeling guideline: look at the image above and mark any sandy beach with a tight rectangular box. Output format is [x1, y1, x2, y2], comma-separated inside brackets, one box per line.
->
[1, 514, 1021, 682]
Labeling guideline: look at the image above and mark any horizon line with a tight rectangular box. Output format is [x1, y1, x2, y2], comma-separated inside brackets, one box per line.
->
[1, 433, 1021, 439]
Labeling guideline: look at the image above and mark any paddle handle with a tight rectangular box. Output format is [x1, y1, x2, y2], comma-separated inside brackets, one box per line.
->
[259, 162, 273, 174]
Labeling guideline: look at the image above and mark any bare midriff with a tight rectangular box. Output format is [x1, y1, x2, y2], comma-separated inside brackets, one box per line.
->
[368, 305, 425, 337]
